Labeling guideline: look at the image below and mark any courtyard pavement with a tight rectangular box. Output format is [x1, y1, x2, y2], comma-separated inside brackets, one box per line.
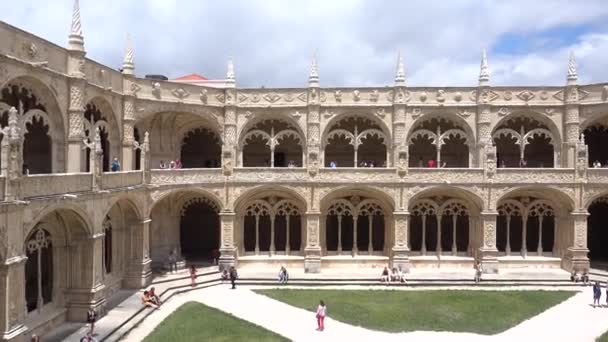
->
[123, 284, 608, 342]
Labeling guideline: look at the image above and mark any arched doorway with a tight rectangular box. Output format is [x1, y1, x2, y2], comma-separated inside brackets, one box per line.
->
[588, 197, 608, 265]
[180, 198, 221, 261]
[324, 116, 388, 168]
[180, 127, 221, 168]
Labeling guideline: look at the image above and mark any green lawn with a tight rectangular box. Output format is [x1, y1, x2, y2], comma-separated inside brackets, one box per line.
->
[598, 330, 608, 342]
[256, 289, 574, 335]
[143, 301, 288, 342]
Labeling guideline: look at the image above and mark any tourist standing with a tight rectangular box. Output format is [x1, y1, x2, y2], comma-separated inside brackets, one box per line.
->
[593, 281, 601, 307]
[316, 300, 326, 331]
[167, 249, 177, 273]
[190, 265, 197, 287]
[427, 159, 436, 168]
[229, 266, 238, 289]
[474, 261, 482, 284]
[110, 157, 121, 172]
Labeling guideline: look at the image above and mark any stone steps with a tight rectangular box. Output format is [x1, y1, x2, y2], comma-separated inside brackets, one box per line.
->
[101, 272, 221, 342]
[235, 279, 583, 288]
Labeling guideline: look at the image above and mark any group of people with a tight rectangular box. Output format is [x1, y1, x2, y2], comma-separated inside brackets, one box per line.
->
[142, 286, 162, 309]
[571, 270, 591, 284]
[592, 160, 608, 168]
[219, 266, 239, 289]
[159, 159, 182, 169]
[380, 266, 406, 284]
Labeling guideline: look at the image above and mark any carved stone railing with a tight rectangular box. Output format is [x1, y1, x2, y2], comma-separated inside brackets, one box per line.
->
[150, 168, 224, 185]
[21, 173, 92, 198]
[494, 168, 575, 184]
[317, 167, 398, 183]
[405, 168, 484, 184]
[587, 168, 608, 184]
[232, 167, 309, 183]
[101, 170, 143, 190]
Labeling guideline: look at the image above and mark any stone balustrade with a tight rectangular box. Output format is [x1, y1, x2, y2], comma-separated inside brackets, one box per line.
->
[21, 173, 93, 198]
[101, 170, 143, 190]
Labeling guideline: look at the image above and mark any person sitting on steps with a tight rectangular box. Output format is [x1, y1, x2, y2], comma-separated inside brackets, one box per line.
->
[148, 287, 162, 307]
[381, 266, 390, 284]
[142, 291, 159, 309]
[278, 266, 289, 284]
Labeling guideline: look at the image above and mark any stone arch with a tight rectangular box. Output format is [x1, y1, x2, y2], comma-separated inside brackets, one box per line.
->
[580, 114, 608, 168]
[149, 187, 224, 218]
[149, 188, 223, 266]
[496, 188, 570, 257]
[235, 186, 306, 256]
[587, 195, 608, 262]
[408, 187, 482, 256]
[491, 111, 561, 168]
[407, 113, 474, 168]
[84, 97, 121, 172]
[24, 208, 91, 317]
[135, 111, 223, 170]
[233, 185, 308, 213]
[238, 116, 305, 167]
[0, 75, 66, 173]
[321, 187, 393, 256]
[322, 113, 391, 168]
[25, 203, 93, 240]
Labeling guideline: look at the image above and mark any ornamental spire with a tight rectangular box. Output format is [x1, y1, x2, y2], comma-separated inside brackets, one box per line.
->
[226, 56, 235, 87]
[394, 50, 406, 86]
[567, 51, 578, 83]
[68, 0, 85, 51]
[309, 51, 319, 87]
[479, 48, 490, 86]
[122, 34, 135, 75]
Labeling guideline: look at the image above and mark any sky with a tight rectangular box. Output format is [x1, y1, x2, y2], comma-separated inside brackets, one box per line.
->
[1, 0, 608, 88]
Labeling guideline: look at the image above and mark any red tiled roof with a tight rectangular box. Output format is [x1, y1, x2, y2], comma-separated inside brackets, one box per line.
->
[173, 73, 208, 81]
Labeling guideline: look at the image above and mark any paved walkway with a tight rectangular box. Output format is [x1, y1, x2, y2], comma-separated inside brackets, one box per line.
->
[124, 285, 608, 342]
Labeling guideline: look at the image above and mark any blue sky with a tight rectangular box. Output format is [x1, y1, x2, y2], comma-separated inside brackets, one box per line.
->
[1, 0, 608, 87]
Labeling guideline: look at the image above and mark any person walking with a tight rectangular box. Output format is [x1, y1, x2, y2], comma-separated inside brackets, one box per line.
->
[189, 265, 197, 287]
[86, 307, 97, 335]
[316, 300, 327, 331]
[229, 266, 238, 289]
[593, 281, 602, 307]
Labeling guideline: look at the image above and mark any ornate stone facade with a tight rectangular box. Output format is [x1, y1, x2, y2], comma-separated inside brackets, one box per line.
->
[2, 10, 608, 342]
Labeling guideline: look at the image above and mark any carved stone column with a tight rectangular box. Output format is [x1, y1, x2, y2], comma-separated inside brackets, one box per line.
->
[478, 211, 498, 273]
[391, 211, 410, 272]
[124, 219, 152, 288]
[219, 212, 237, 270]
[67, 80, 86, 173]
[0, 257, 27, 341]
[304, 211, 322, 273]
[222, 83, 237, 175]
[65, 233, 106, 321]
[563, 210, 590, 272]
[564, 54, 580, 168]
[1, 107, 23, 201]
[476, 94, 492, 168]
[307, 93, 320, 176]
[122, 115, 135, 171]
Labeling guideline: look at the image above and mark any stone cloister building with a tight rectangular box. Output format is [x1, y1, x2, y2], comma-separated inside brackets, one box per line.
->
[3, 1, 608, 340]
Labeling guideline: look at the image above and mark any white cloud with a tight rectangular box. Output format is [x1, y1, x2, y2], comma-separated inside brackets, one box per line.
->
[0, 0, 607, 87]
